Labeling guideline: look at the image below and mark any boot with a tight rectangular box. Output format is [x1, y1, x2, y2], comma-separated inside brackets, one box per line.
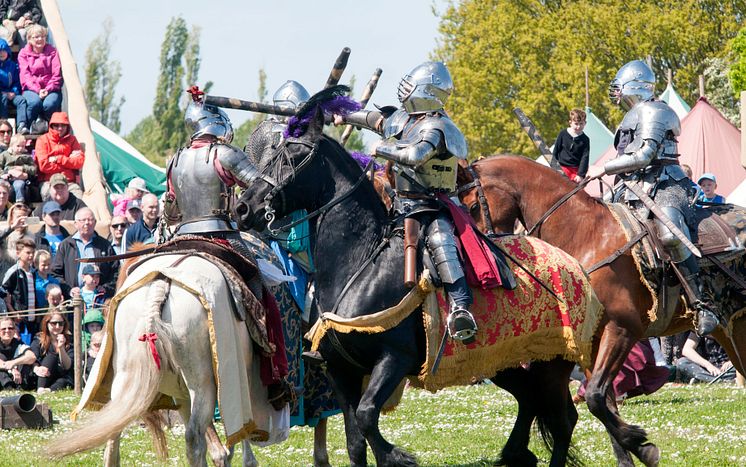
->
[447, 305, 477, 345]
[679, 256, 718, 336]
[301, 350, 325, 365]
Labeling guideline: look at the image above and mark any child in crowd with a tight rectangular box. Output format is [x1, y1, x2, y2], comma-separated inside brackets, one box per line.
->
[33, 249, 59, 310]
[81, 308, 104, 350]
[0, 38, 27, 130]
[0, 133, 35, 203]
[74, 264, 105, 313]
[1, 237, 36, 343]
[551, 108, 590, 183]
[83, 329, 103, 382]
[696, 173, 726, 204]
[111, 177, 149, 217]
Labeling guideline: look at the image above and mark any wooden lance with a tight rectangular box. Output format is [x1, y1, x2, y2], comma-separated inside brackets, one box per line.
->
[202, 95, 297, 116]
[341, 68, 383, 146]
[512, 108, 554, 165]
[324, 47, 352, 89]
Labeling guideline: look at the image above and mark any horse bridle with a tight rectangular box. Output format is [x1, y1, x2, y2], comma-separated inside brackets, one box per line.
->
[259, 138, 375, 236]
[457, 164, 497, 237]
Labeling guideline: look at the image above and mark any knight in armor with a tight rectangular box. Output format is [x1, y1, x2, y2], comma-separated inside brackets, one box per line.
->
[165, 90, 292, 405]
[244, 80, 311, 167]
[340, 61, 477, 342]
[604, 60, 719, 335]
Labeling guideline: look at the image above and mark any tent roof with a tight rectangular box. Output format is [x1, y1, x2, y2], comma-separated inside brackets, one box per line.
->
[90, 118, 166, 196]
[659, 83, 691, 121]
[584, 106, 614, 164]
[587, 97, 745, 198]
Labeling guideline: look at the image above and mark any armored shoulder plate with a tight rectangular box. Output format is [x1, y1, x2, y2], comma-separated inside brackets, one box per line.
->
[636, 100, 680, 139]
[382, 108, 410, 139]
[416, 113, 468, 160]
[216, 143, 261, 185]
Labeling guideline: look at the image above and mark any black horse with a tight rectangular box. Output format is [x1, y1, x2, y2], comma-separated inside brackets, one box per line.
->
[236, 105, 581, 467]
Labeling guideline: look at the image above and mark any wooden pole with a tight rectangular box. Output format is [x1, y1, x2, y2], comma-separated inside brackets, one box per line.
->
[584, 66, 589, 109]
[699, 75, 705, 98]
[741, 91, 746, 169]
[341, 68, 383, 146]
[667, 69, 672, 86]
[73, 296, 82, 395]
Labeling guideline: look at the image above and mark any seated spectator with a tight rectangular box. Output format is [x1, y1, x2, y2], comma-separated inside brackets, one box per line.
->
[696, 173, 726, 205]
[108, 215, 127, 256]
[33, 249, 59, 311]
[125, 193, 159, 249]
[0, 179, 11, 220]
[33, 200, 69, 256]
[2, 202, 39, 263]
[81, 307, 104, 350]
[125, 198, 141, 225]
[1, 0, 43, 47]
[44, 283, 63, 310]
[676, 331, 736, 384]
[0, 119, 11, 152]
[0, 316, 36, 389]
[0, 38, 27, 130]
[73, 264, 105, 314]
[31, 310, 73, 393]
[51, 207, 119, 299]
[32, 173, 87, 220]
[83, 329, 103, 383]
[35, 112, 85, 197]
[17, 24, 62, 134]
[2, 237, 37, 342]
[111, 177, 149, 217]
[0, 133, 35, 204]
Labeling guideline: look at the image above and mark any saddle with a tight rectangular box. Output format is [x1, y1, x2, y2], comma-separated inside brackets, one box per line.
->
[126, 235, 273, 355]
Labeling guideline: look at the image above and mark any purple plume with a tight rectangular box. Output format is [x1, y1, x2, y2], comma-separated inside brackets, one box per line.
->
[284, 95, 362, 138]
[350, 151, 384, 172]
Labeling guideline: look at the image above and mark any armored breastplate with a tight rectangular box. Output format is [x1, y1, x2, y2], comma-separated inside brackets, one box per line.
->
[170, 145, 231, 226]
[393, 113, 466, 193]
[618, 100, 681, 161]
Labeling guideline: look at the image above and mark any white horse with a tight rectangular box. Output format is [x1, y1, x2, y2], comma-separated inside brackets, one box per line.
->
[47, 253, 280, 466]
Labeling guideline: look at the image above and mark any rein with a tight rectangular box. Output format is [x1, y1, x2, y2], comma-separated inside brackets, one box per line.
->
[457, 164, 496, 236]
[525, 173, 603, 236]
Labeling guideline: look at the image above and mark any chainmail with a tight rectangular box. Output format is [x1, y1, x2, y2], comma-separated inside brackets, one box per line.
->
[245, 120, 283, 168]
[626, 178, 695, 225]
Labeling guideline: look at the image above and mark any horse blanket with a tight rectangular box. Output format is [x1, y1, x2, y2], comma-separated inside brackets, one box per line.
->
[307, 235, 603, 397]
[72, 254, 287, 447]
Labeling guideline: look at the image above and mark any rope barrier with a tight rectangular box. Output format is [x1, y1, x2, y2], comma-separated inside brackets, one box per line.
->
[0, 299, 109, 320]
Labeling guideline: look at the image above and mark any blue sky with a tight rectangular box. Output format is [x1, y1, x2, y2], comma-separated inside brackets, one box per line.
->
[57, 0, 449, 136]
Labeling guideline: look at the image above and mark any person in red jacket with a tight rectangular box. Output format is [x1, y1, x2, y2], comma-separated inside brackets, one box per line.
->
[34, 111, 84, 200]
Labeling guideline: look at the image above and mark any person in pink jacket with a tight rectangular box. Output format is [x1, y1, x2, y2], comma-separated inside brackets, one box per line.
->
[16, 24, 62, 135]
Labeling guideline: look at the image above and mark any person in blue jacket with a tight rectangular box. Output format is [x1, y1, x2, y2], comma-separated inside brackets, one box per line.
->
[0, 38, 26, 131]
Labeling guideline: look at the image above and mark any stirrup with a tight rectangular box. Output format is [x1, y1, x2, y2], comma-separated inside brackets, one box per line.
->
[447, 307, 477, 344]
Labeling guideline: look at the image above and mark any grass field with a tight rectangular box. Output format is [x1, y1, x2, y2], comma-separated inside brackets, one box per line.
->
[1, 382, 744, 466]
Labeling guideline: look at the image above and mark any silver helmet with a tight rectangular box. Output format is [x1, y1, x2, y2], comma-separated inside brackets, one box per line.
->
[397, 61, 454, 114]
[273, 80, 310, 111]
[609, 60, 656, 110]
[184, 101, 234, 143]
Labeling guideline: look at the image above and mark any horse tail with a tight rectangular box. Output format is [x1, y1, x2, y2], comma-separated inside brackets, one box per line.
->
[47, 277, 174, 459]
[143, 412, 169, 460]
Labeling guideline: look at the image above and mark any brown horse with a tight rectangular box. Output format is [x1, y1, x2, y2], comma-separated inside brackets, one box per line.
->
[458, 154, 746, 467]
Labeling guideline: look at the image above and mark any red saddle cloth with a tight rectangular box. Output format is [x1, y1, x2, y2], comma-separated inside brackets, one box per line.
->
[438, 194, 502, 290]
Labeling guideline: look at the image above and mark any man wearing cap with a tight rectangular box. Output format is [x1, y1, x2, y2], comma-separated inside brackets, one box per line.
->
[696, 173, 726, 205]
[33, 200, 70, 257]
[33, 173, 87, 221]
[52, 207, 118, 299]
[125, 193, 159, 249]
[124, 198, 142, 225]
[35, 112, 85, 199]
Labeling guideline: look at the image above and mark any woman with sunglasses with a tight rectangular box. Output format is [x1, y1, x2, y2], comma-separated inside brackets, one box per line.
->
[30, 311, 73, 393]
[0, 120, 13, 151]
[0, 316, 36, 389]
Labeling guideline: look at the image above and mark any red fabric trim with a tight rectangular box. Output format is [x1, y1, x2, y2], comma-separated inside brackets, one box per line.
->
[560, 165, 579, 181]
[259, 288, 289, 386]
[138, 333, 161, 370]
[438, 194, 502, 289]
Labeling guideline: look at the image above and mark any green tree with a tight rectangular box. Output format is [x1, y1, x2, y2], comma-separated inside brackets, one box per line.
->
[84, 18, 124, 133]
[704, 57, 740, 126]
[127, 17, 209, 165]
[435, 0, 746, 158]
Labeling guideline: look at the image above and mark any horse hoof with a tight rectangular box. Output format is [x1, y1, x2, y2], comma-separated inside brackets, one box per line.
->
[639, 443, 660, 467]
[496, 450, 538, 467]
[384, 447, 418, 467]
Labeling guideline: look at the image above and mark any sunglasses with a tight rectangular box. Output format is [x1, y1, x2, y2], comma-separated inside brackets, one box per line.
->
[0, 130, 11, 135]
[49, 321, 65, 326]
[111, 223, 127, 229]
